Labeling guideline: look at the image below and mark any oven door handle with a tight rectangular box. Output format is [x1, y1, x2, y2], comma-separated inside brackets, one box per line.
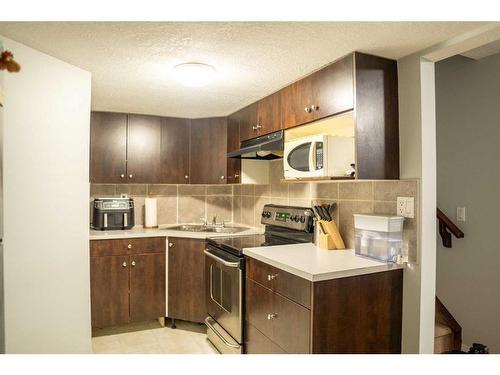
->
[205, 317, 241, 349]
[204, 249, 240, 268]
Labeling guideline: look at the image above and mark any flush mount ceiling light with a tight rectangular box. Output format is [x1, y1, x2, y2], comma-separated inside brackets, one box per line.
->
[173, 63, 216, 87]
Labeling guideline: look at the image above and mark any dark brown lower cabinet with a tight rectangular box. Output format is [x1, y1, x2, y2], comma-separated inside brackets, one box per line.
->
[90, 255, 130, 328]
[167, 237, 206, 323]
[245, 257, 403, 354]
[90, 238, 166, 329]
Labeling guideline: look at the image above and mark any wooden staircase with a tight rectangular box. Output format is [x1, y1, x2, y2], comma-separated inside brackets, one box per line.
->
[434, 297, 462, 353]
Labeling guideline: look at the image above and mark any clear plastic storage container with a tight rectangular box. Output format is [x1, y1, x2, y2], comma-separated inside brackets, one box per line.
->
[353, 214, 404, 263]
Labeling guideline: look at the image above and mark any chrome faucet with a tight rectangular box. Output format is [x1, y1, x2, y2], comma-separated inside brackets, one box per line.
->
[200, 217, 208, 227]
[212, 214, 218, 226]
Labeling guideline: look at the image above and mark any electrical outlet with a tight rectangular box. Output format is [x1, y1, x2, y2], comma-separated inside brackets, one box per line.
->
[397, 197, 414, 218]
[457, 207, 466, 222]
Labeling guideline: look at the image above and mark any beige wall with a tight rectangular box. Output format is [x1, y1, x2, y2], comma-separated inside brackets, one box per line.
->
[2, 36, 92, 353]
[91, 184, 233, 226]
[436, 53, 500, 353]
[91, 180, 419, 263]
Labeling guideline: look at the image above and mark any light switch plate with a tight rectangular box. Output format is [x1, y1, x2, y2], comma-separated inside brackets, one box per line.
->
[397, 197, 415, 218]
[457, 207, 466, 222]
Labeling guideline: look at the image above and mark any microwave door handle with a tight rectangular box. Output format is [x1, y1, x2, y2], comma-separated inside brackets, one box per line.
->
[309, 142, 316, 171]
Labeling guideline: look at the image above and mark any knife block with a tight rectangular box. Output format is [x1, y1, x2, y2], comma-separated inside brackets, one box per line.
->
[317, 220, 346, 250]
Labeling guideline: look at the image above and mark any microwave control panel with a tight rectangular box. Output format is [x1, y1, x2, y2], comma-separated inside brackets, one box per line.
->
[315, 142, 324, 170]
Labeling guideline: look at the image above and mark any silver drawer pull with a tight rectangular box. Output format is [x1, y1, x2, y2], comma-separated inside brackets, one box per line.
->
[205, 317, 240, 349]
[204, 250, 239, 268]
[267, 313, 278, 320]
[127, 244, 132, 249]
[267, 274, 277, 281]
[131, 261, 136, 267]
[122, 262, 127, 268]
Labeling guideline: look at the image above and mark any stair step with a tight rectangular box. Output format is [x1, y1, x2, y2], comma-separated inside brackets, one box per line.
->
[435, 323, 452, 338]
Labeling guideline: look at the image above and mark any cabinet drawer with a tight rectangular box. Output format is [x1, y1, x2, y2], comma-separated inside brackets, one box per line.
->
[246, 278, 274, 339]
[246, 257, 311, 308]
[246, 278, 311, 354]
[245, 322, 285, 354]
[129, 237, 165, 255]
[90, 237, 165, 257]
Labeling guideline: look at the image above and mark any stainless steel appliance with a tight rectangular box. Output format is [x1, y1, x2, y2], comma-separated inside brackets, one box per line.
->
[284, 134, 355, 179]
[227, 130, 283, 160]
[92, 197, 135, 230]
[204, 204, 314, 354]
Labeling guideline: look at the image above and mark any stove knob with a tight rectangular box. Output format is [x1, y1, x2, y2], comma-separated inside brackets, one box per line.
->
[300, 216, 306, 223]
[295, 216, 301, 222]
[290, 215, 296, 222]
[261, 211, 266, 218]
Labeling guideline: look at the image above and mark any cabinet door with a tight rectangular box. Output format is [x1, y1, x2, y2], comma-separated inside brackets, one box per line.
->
[126, 114, 162, 183]
[273, 291, 310, 353]
[226, 113, 241, 184]
[246, 278, 274, 340]
[90, 112, 127, 183]
[280, 77, 314, 129]
[190, 117, 227, 184]
[160, 117, 190, 184]
[167, 238, 206, 323]
[130, 253, 166, 322]
[256, 91, 281, 136]
[90, 255, 130, 327]
[238, 103, 258, 141]
[311, 54, 354, 120]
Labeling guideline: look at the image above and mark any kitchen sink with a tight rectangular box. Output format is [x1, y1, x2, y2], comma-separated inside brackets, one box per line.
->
[164, 224, 248, 234]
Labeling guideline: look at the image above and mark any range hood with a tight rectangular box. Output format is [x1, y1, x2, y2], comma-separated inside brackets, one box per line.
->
[227, 130, 283, 160]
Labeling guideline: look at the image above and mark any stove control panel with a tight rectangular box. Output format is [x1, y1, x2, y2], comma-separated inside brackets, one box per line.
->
[261, 204, 313, 232]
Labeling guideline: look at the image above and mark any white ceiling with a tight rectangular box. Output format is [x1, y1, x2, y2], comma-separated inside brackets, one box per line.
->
[461, 39, 500, 60]
[0, 22, 486, 118]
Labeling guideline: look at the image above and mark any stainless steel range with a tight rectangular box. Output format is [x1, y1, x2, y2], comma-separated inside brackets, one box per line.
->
[204, 204, 314, 354]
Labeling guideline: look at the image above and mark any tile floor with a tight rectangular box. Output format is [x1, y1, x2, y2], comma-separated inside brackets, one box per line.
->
[92, 319, 219, 354]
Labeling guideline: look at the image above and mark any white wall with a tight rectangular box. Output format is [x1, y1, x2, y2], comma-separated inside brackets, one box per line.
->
[1, 36, 92, 353]
[436, 53, 500, 353]
[398, 53, 437, 354]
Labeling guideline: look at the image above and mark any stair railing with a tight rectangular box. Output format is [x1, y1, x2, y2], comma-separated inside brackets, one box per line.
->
[437, 208, 464, 248]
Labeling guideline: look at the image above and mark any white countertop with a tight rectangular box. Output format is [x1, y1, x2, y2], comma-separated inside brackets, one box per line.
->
[243, 243, 404, 282]
[89, 224, 263, 240]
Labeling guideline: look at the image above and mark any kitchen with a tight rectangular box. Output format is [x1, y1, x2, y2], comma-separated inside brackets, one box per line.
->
[87, 50, 409, 353]
[0, 16, 493, 364]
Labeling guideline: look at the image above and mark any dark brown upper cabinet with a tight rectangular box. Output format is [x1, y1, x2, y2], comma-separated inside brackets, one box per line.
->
[90, 112, 127, 183]
[280, 77, 314, 129]
[238, 102, 258, 142]
[256, 91, 282, 135]
[127, 114, 162, 183]
[190, 117, 228, 184]
[281, 54, 354, 129]
[353, 52, 399, 180]
[226, 113, 241, 184]
[311, 53, 354, 120]
[160, 117, 191, 184]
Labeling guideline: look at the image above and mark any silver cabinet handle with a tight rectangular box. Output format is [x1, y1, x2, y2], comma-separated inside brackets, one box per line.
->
[168, 242, 173, 247]
[127, 244, 132, 249]
[267, 274, 277, 281]
[204, 249, 239, 268]
[267, 313, 278, 320]
[220, 175, 225, 180]
[310, 104, 319, 112]
[128, 174, 133, 179]
[304, 106, 312, 113]
[184, 175, 189, 179]
[131, 261, 136, 267]
[120, 174, 125, 179]
[122, 262, 127, 268]
[234, 174, 240, 178]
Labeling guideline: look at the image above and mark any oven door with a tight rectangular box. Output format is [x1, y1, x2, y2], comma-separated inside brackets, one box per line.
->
[284, 136, 325, 178]
[204, 245, 243, 349]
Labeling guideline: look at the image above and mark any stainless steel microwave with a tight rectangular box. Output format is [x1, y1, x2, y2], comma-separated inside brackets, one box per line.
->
[283, 134, 355, 179]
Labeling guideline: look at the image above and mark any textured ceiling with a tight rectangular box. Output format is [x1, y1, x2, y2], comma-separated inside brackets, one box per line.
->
[462, 39, 500, 60]
[0, 22, 486, 118]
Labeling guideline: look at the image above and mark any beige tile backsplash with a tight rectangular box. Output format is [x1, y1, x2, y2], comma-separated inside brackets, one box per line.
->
[90, 179, 419, 263]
